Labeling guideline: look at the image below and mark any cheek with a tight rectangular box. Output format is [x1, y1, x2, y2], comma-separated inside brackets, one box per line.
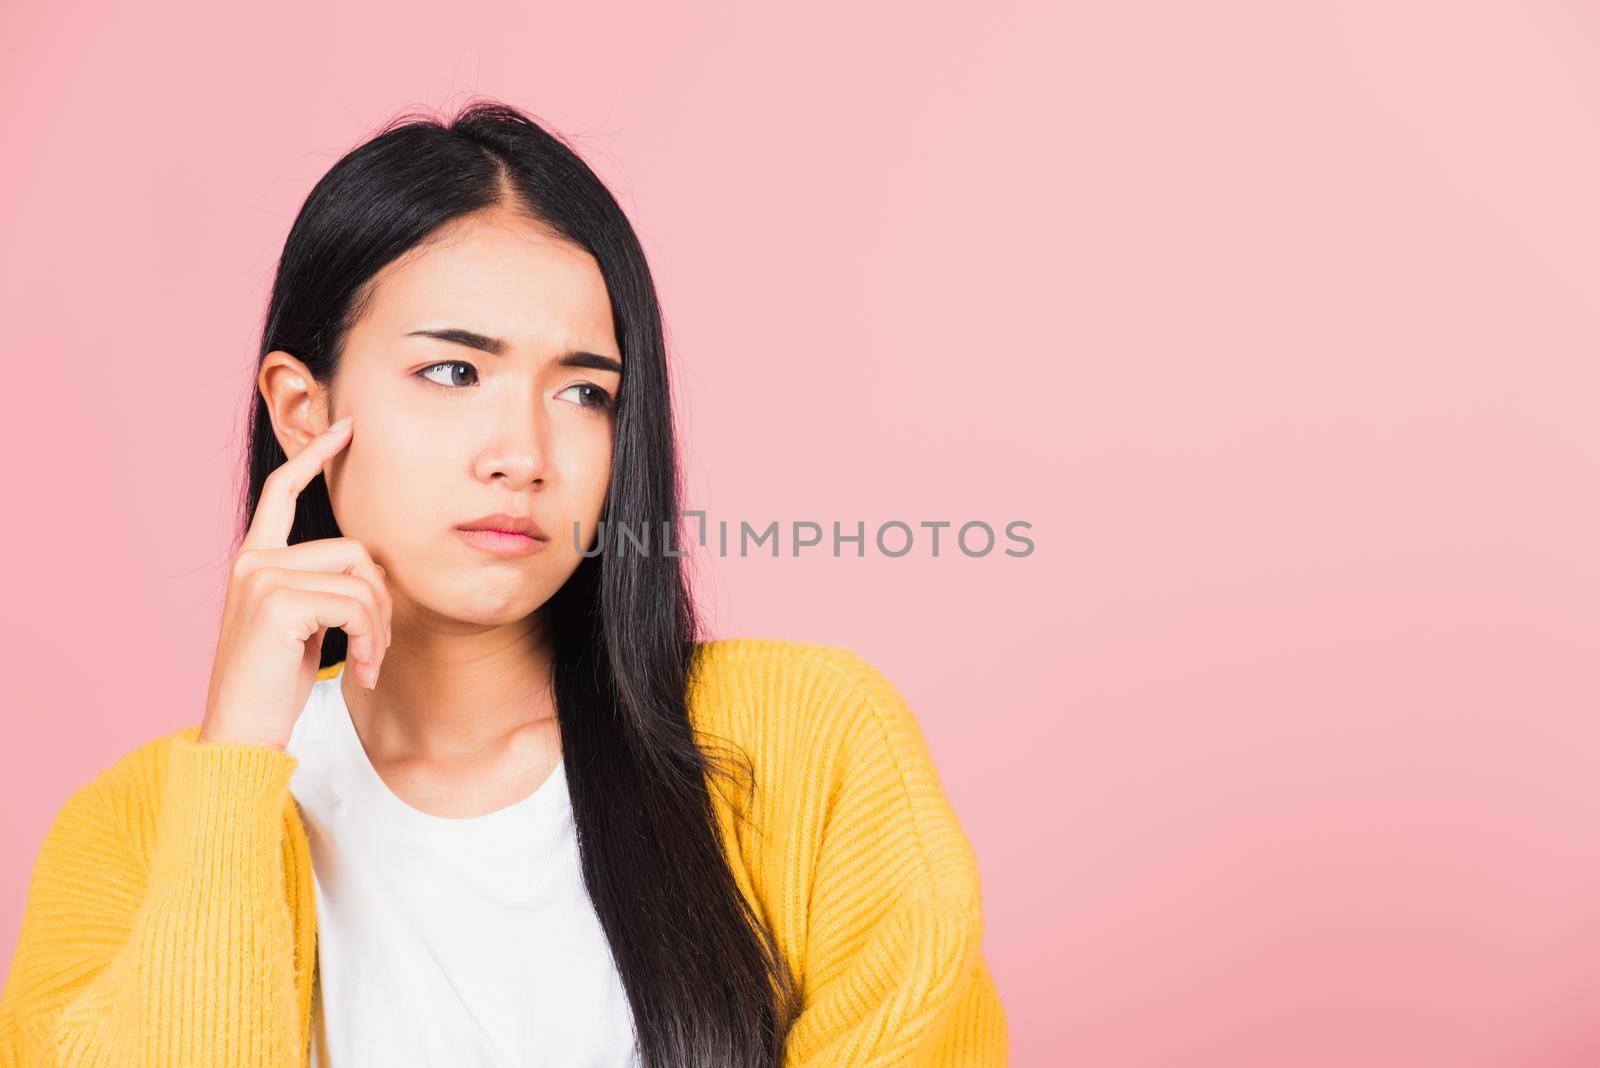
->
[591, 430, 615, 488]
[332, 415, 448, 536]
[350, 420, 433, 494]
[562, 432, 613, 513]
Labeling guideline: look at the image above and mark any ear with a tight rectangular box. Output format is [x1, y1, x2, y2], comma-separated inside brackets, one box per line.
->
[259, 350, 336, 460]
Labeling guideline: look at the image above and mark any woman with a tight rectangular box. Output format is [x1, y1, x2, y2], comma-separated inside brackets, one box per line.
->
[0, 100, 1007, 1067]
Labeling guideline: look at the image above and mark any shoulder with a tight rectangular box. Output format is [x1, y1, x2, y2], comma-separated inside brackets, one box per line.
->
[688, 635, 902, 698]
[687, 636, 914, 744]
[688, 635, 884, 687]
[25, 723, 198, 878]
[687, 637, 981, 905]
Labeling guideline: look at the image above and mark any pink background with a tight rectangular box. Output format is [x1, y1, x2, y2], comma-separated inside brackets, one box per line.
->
[3, 2, 1599, 1064]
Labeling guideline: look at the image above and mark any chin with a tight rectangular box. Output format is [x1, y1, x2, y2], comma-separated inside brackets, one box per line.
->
[428, 574, 557, 623]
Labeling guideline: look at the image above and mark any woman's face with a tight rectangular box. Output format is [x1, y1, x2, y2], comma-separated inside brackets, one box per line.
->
[261, 208, 622, 631]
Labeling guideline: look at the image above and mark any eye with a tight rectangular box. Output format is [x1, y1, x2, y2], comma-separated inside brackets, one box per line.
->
[558, 382, 616, 412]
[416, 361, 478, 389]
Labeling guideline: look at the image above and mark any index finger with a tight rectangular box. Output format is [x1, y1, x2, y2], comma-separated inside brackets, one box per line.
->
[243, 415, 353, 551]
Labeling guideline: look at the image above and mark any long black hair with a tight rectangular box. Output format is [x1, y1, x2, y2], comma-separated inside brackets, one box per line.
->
[237, 99, 800, 1067]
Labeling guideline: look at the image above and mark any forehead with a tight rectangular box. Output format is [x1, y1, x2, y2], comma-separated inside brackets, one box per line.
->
[352, 211, 618, 352]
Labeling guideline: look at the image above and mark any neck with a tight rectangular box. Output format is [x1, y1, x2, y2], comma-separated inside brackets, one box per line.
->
[340, 606, 558, 764]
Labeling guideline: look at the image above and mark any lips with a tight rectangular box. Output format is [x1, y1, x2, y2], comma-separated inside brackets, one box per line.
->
[456, 512, 548, 540]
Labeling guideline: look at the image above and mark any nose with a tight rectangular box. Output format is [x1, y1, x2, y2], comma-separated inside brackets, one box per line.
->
[472, 388, 549, 490]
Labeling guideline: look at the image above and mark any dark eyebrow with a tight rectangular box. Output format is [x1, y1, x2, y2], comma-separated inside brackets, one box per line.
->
[405, 328, 622, 375]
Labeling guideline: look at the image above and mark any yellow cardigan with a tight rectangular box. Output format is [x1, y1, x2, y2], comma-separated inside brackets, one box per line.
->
[0, 638, 1007, 1066]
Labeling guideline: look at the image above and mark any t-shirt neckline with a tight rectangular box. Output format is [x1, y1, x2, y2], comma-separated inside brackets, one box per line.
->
[322, 663, 570, 839]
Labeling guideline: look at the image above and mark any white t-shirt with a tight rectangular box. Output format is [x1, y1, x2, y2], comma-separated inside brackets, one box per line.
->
[286, 666, 641, 1067]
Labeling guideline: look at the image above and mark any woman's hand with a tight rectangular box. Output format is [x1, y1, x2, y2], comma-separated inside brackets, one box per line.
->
[197, 414, 393, 750]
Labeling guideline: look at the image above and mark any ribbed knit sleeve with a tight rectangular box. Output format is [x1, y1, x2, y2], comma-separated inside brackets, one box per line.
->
[0, 732, 308, 1067]
[781, 648, 1007, 1066]
[696, 642, 1009, 1067]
